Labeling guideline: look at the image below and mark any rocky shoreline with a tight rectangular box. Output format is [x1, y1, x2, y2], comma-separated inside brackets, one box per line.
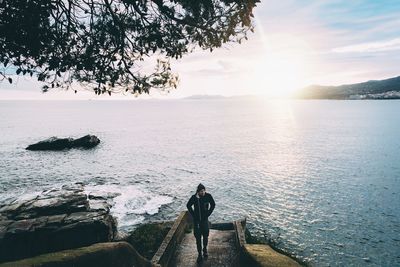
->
[0, 183, 304, 266]
[0, 183, 116, 263]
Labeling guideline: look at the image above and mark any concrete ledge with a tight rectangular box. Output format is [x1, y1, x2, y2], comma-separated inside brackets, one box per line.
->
[151, 211, 189, 267]
[243, 244, 301, 267]
[210, 222, 234, 230]
[233, 219, 301, 267]
[0, 241, 152, 267]
[233, 218, 247, 249]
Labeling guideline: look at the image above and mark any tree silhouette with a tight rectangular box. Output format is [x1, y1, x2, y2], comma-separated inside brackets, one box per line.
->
[0, 0, 259, 95]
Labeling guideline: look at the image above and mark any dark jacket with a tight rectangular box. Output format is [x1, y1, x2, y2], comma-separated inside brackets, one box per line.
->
[186, 192, 215, 222]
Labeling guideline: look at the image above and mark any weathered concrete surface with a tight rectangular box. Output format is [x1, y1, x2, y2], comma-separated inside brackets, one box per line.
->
[169, 229, 240, 267]
[0, 241, 153, 267]
[0, 184, 116, 263]
[152, 211, 189, 267]
[243, 244, 301, 267]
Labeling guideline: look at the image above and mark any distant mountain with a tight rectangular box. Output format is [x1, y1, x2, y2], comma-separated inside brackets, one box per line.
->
[183, 94, 226, 100]
[295, 76, 400, 99]
[183, 94, 260, 100]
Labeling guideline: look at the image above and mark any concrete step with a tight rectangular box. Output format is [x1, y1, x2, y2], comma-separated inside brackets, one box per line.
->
[169, 229, 239, 267]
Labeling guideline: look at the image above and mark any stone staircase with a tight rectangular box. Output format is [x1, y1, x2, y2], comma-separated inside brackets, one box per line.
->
[151, 211, 301, 267]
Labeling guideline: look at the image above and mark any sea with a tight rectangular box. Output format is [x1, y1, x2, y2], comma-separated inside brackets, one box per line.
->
[0, 99, 399, 266]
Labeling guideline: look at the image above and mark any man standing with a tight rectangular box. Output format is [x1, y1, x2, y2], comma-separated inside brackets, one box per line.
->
[186, 183, 216, 263]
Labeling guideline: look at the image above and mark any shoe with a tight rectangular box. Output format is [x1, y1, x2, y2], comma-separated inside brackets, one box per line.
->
[203, 249, 208, 258]
[197, 254, 203, 263]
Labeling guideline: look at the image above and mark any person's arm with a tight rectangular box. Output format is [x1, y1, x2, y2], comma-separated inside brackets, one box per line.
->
[186, 195, 195, 218]
[208, 194, 216, 216]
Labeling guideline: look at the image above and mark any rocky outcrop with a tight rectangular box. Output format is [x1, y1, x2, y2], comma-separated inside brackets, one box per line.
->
[0, 184, 116, 263]
[26, 135, 100, 151]
[0, 242, 154, 267]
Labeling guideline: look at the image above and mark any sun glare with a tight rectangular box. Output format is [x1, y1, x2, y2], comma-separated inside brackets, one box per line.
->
[250, 51, 310, 98]
[249, 14, 312, 98]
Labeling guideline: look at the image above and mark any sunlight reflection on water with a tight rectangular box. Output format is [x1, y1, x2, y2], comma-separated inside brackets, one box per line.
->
[0, 99, 399, 266]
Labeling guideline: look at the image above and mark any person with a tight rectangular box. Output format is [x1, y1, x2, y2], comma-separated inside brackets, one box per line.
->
[186, 183, 216, 263]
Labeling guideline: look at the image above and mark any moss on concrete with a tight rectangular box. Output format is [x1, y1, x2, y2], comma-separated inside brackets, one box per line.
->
[244, 244, 301, 267]
[244, 228, 307, 266]
[0, 242, 152, 267]
[0, 221, 172, 267]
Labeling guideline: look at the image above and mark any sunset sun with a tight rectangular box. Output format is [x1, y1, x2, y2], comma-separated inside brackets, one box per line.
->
[1, 1, 399, 266]
[251, 52, 310, 98]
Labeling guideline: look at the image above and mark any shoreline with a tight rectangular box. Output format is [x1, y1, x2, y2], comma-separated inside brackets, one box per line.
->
[0, 185, 305, 266]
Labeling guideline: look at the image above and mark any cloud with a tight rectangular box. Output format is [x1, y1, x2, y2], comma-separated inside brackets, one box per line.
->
[332, 37, 400, 53]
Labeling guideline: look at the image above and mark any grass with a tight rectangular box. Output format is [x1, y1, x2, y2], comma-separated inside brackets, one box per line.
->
[126, 222, 172, 260]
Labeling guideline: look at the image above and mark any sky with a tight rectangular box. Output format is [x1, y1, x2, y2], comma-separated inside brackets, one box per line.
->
[1, 0, 400, 99]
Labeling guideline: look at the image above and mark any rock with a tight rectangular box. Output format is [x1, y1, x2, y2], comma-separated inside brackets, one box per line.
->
[72, 134, 101, 148]
[0, 184, 116, 263]
[0, 185, 88, 219]
[26, 134, 100, 151]
[0, 242, 154, 267]
[26, 137, 73, 150]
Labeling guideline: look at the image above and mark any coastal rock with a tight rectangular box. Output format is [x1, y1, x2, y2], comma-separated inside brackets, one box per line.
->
[26, 134, 100, 151]
[0, 242, 153, 267]
[72, 134, 101, 148]
[0, 183, 116, 263]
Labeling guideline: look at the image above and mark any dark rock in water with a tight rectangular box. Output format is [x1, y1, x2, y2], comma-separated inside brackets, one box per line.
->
[72, 135, 101, 149]
[0, 183, 116, 263]
[26, 134, 100, 151]
[26, 137, 73, 150]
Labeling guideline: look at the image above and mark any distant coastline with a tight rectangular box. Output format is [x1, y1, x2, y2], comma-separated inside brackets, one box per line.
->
[183, 76, 400, 100]
[294, 75, 400, 100]
[183, 94, 258, 100]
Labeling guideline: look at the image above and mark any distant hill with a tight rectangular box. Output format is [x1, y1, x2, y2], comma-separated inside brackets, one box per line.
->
[295, 76, 400, 99]
[183, 94, 258, 100]
[183, 94, 226, 100]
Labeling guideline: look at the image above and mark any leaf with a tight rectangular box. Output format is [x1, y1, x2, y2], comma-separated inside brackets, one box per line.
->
[0, 0, 257, 96]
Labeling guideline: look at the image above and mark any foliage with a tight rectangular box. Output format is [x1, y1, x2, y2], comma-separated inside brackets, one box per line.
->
[0, 0, 259, 95]
[127, 222, 172, 260]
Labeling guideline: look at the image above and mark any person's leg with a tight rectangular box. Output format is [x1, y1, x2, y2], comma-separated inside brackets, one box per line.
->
[193, 222, 203, 262]
[201, 220, 210, 257]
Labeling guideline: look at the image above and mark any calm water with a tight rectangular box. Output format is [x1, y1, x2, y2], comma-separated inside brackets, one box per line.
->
[0, 99, 399, 266]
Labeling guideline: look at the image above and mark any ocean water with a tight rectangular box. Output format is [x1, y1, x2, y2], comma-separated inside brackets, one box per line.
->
[0, 99, 399, 266]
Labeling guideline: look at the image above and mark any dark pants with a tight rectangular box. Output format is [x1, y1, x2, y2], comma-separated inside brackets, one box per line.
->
[193, 220, 209, 255]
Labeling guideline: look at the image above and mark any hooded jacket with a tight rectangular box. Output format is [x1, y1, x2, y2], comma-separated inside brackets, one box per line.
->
[186, 192, 215, 222]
